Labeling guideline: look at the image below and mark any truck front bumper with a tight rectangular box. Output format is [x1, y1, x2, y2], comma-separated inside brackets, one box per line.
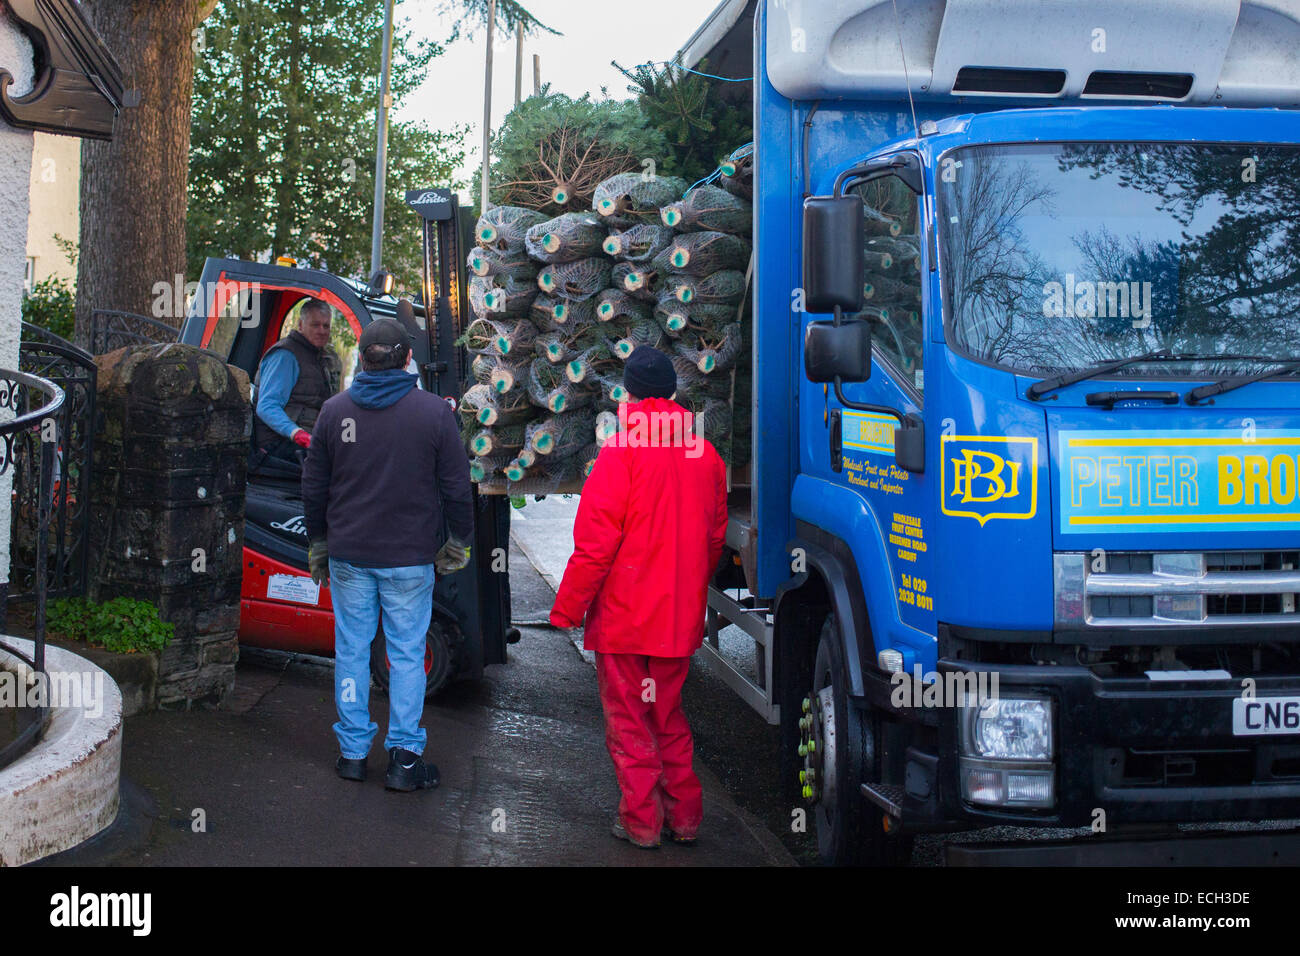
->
[900, 660, 1300, 829]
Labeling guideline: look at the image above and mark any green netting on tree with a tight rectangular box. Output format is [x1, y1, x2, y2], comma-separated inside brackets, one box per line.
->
[530, 294, 597, 332]
[672, 322, 743, 375]
[467, 244, 538, 281]
[652, 231, 751, 276]
[526, 409, 597, 458]
[578, 442, 601, 479]
[610, 262, 662, 302]
[602, 224, 676, 262]
[863, 236, 922, 276]
[535, 321, 606, 364]
[470, 274, 538, 318]
[863, 207, 905, 238]
[605, 315, 666, 359]
[862, 274, 919, 304]
[593, 172, 690, 226]
[470, 354, 531, 394]
[595, 288, 653, 325]
[536, 258, 613, 301]
[470, 451, 516, 484]
[563, 343, 618, 386]
[476, 206, 549, 251]
[716, 144, 754, 201]
[525, 213, 608, 263]
[526, 355, 597, 414]
[660, 270, 747, 306]
[670, 353, 732, 401]
[595, 409, 621, 445]
[460, 315, 539, 359]
[654, 300, 738, 339]
[467, 422, 527, 458]
[661, 185, 752, 235]
[460, 381, 535, 427]
[592, 368, 633, 407]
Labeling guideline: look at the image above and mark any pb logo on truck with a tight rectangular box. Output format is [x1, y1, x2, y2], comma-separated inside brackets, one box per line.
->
[941, 436, 1039, 525]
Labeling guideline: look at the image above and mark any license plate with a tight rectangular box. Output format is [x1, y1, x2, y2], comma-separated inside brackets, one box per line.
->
[1232, 697, 1300, 736]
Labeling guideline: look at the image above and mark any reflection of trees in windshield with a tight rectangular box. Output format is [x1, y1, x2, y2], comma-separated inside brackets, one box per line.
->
[1060, 143, 1300, 370]
[942, 158, 1056, 369]
[942, 142, 1300, 376]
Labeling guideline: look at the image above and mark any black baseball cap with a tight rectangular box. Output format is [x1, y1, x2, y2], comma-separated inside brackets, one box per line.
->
[359, 317, 411, 352]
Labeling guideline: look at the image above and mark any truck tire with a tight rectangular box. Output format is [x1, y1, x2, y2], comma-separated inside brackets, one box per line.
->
[371, 618, 454, 701]
[803, 614, 912, 866]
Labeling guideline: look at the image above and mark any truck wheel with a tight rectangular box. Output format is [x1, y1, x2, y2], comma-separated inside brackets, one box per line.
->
[801, 614, 911, 866]
[371, 618, 453, 701]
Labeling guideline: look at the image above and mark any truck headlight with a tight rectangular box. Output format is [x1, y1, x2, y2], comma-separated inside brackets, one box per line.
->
[958, 695, 1055, 809]
[960, 696, 1053, 760]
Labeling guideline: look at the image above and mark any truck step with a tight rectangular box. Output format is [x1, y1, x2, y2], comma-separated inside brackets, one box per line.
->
[860, 782, 905, 818]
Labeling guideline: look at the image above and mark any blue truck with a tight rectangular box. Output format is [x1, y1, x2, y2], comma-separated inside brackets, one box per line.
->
[686, 0, 1300, 863]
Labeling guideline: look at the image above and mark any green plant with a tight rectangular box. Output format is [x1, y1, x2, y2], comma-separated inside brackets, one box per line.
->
[22, 274, 76, 341]
[48, 597, 174, 655]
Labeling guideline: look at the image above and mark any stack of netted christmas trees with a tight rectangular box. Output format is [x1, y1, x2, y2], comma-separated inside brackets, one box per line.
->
[461, 144, 755, 493]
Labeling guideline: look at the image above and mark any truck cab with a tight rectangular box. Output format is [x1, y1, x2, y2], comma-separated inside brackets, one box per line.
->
[701, 0, 1300, 863]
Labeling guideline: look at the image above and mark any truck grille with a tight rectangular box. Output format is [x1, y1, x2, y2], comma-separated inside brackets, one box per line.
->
[1054, 551, 1300, 627]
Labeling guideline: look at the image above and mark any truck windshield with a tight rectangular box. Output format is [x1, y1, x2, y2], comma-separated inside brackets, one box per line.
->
[937, 141, 1300, 378]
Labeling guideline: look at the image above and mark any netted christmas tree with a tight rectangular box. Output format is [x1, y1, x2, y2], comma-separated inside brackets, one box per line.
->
[602, 224, 676, 262]
[661, 184, 752, 235]
[525, 212, 608, 263]
[592, 172, 689, 226]
[475, 205, 549, 251]
[537, 258, 612, 300]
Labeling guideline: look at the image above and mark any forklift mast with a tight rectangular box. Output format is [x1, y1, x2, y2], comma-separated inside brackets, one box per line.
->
[405, 188, 518, 667]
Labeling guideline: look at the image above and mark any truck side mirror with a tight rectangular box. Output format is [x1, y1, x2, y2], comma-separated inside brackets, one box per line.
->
[895, 414, 925, 474]
[802, 196, 864, 314]
[804, 319, 871, 383]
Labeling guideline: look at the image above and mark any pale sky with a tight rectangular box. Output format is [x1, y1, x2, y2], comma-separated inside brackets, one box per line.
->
[393, 0, 727, 196]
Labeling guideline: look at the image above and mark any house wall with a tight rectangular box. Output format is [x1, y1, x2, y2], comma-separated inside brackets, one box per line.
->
[25, 131, 81, 288]
[0, 9, 37, 592]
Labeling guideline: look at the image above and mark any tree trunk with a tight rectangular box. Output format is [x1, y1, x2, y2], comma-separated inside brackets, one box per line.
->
[75, 0, 211, 345]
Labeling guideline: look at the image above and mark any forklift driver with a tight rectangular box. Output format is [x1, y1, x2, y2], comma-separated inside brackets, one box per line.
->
[251, 298, 342, 474]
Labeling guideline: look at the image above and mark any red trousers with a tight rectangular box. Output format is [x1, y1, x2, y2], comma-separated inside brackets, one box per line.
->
[594, 652, 703, 844]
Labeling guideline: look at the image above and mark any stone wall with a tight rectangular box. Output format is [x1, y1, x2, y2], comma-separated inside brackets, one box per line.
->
[89, 344, 249, 709]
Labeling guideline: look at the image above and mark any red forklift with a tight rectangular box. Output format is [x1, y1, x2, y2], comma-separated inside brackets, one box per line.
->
[180, 188, 517, 695]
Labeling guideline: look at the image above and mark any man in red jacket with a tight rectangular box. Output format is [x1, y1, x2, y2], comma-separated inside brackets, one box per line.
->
[550, 347, 729, 849]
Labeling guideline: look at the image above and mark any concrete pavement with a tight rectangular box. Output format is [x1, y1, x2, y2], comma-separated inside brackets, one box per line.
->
[45, 531, 793, 867]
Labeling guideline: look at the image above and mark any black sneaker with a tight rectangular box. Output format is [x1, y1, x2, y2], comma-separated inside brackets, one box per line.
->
[384, 747, 440, 792]
[336, 755, 367, 782]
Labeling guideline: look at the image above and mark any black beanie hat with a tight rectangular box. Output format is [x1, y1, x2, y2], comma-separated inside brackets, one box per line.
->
[623, 346, 676, 399]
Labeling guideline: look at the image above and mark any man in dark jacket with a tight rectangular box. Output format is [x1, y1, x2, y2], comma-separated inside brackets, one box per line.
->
[252, 298, 342, 473]
[302, 317, 473, 791]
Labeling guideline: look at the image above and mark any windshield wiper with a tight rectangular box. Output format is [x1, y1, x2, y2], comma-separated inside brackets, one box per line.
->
[1027, 349, 1173, 401]
[1185, 359, 1300, 405]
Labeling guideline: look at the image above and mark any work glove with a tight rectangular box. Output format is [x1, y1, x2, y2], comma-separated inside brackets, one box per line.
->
[308, 538, 329, 587]
[292, 428, 312, 449]
[434, 535, 471, 575]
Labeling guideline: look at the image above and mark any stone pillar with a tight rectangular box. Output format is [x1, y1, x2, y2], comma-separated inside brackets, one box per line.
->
[89, 344, 249, 708]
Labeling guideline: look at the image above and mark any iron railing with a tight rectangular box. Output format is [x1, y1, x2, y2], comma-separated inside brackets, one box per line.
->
[13, 331, 96, 605]
[90, 309, 180, 355]
[0, 368, 65, 771]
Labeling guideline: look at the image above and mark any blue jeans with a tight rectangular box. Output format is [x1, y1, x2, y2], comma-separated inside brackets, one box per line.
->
[329, 558, 437, 758]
